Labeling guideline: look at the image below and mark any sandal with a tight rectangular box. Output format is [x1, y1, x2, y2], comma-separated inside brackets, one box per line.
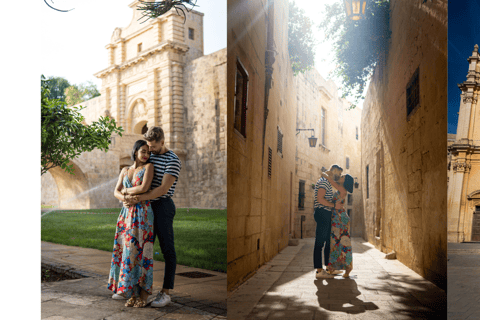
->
[125, 297, 136, 307]
[133, 298, 148, 308]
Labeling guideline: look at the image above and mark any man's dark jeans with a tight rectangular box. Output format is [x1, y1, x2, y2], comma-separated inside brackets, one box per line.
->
[314, 207, 332, 269]
[151, 197, 176, 290]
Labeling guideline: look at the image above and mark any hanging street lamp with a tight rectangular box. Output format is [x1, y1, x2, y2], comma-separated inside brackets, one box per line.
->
[296, 128, 318, 148]
[343, 0, 367, 21]
[354, 177, 359, 189]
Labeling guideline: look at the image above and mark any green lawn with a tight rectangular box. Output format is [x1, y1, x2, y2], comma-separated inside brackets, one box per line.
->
[41, 208, 227, 272]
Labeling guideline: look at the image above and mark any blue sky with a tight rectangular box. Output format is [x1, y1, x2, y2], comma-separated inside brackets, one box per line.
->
[448, 0, 480, 134]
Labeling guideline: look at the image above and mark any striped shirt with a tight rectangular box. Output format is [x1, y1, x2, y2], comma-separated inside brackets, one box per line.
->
[314, 177, 334, 210]
[148, 150, 182, 201]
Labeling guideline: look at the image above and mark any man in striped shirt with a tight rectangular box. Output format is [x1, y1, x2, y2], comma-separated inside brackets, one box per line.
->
[314, 164, 345, 279]
[124, 126, 181, 307]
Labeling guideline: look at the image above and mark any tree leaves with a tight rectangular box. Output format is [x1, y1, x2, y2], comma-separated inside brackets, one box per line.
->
[288, 1, 317, 76]
[41, 76, 124, 176]
[319, 0, 391, 104]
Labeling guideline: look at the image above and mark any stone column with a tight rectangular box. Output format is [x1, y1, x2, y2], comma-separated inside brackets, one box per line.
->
[146, 69, 157, 128]
[151, 19, 162, 45]
[106, 44, 116, 66]
[120, 83, 127, 130]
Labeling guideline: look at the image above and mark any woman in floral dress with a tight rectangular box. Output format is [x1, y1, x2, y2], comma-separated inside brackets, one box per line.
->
[108, 140, 155, 308]
[321, 172, 354, 277]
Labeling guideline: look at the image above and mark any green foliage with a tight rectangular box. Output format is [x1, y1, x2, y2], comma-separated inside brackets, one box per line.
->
[41, 75, 123, 176]
[319, 0, 391, 104]
[41, 208, 227, 272]
[43, 76, 71, 102]
[65, 81, 101, 106]
[288, 1, 317, 76]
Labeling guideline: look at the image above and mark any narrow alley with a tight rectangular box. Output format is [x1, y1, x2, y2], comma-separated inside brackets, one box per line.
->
[228, 238, 445, 319]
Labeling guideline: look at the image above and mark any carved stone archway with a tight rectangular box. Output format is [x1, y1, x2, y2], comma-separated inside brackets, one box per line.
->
[127, 97, 149, 134]
[45, 161, 90, 209]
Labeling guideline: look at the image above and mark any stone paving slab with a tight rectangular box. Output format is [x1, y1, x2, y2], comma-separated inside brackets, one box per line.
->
[41, 242, 227, 318]
[228, 237, 446, 319]
[448, 242, 480, 320]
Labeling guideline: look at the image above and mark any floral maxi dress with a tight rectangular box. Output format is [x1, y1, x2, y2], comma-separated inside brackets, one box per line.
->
[327, 191, 353, 271]
[107, 167, 154, 298]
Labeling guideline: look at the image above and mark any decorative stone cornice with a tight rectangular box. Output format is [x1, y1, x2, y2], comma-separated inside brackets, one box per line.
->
[452, 161, 471, 172]
[94, 41, 189, 78]
[448, 139, 480, 154]
[318, 86, 333, 101]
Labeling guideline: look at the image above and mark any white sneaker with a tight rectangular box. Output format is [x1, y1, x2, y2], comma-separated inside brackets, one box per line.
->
[112, 293, 126, 300]
[315, 269, 335, 279]
[151, 291, 171, 308]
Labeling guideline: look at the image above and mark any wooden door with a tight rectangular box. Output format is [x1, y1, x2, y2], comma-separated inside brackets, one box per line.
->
[472, 206, 480, 241]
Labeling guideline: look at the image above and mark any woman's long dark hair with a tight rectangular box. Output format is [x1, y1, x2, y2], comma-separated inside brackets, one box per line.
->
[131, 140, 148, 161]
[343, 174, 354, 193]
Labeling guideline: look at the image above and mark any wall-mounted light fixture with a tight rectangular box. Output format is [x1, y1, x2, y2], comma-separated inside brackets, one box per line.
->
[354, 177, 359, 189]
[296, 128, 318, 148]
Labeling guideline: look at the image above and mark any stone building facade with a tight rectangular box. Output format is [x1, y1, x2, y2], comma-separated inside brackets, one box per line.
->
[293, 70, 363, 239]
[41, 0, 226, 210]
[361, 0, 447, 289]
[227, 0, 363, 290]
[448, 45, 480, 243]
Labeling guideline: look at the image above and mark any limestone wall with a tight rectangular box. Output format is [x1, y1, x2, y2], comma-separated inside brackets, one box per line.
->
[41, 171, 59, 208]
[227, 0, 296, 290]
[183, 48, 227, 209]
[361, 0, 447, 288]
[292, 70, 363, 239]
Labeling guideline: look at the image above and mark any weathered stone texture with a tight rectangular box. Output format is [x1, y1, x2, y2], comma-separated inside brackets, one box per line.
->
[361, 0, 447, 288]
[228, 0, 295, 291]
[183, 48, 227, 209]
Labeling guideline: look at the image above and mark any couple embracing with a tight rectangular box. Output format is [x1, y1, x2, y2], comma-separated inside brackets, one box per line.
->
[314, 164, 354, 279]
[107, 126, 181, 308]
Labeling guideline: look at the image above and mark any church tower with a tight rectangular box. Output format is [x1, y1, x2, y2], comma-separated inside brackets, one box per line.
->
[448, 44, 480, 242]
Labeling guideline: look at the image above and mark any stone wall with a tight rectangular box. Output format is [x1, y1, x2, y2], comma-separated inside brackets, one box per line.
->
[41, 171, 59, 208]
[227, 0, 296, 291]
[361, 0, 447, 288]
[184, 48, 227, 209]
[292, 70, 363, 239]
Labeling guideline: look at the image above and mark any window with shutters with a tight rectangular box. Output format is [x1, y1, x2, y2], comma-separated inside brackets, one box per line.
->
[234, 59, 248, 137]
[366, 165, 369, 199]
[277, 126, 283, 157]
[298, 180, 305, 209]
[268, 147, 272, 179]
[346, 157, 350, 169]
[321, 108, 326, 146]
[406, 67, 420, 119]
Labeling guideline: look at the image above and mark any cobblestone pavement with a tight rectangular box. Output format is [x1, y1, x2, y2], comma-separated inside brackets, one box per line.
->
[228, 238, 446, 320]
[448, 242, 480, 320]
[41, 242, 227, 319]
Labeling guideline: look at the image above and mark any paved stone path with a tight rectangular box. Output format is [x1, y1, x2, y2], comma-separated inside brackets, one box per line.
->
[228, 238, 445, 319]
[42, 242, 226, 319]
[447, 242, 480, 320]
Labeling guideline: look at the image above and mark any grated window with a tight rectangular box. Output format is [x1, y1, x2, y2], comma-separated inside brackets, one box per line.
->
[268, 147, 272, 179]
[406, 67, 420, 119]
